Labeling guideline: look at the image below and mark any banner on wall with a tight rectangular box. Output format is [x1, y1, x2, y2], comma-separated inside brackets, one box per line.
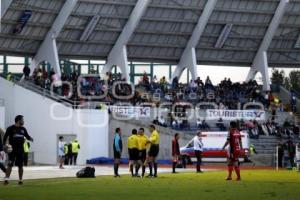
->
[206, 109, 265, 121]
[109, 106, 151, 118]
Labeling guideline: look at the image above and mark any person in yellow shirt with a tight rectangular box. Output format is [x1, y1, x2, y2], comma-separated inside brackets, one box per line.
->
[71, 139, 80, 165]
[136, 128, 149, 177]
[127, 129, 139, 177]
[23, 138, 30, 166]
[147, 125, 160, 178]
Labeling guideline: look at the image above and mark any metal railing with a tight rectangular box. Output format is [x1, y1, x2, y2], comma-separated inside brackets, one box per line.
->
[0, 74, 116, 110]
[0, 74, 79, 108]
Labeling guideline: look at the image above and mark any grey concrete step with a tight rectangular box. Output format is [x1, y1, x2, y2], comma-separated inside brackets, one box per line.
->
[256, 150, 276, 154]
[250, 154, 275, 166]
[254, 146, 277, 149]
[251, 144, 278, 147]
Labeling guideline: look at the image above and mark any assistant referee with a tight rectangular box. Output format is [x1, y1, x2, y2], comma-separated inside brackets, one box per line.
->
[127, 129, 139, 177]
[147, 125, 160, 178]
[136, 128, 148, 177]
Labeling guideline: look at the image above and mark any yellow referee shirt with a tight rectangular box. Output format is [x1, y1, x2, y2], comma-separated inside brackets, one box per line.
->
[128, 135, 139, 149]
[137, 134, 149, 150]
[149, 130, 160, 145]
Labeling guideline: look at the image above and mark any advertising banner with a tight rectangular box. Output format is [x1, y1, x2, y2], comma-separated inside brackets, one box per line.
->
[206, 109, 265, 121]
[109, 106, 151, 118]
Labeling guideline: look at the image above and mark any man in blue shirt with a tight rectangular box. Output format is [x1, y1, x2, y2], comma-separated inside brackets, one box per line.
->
[113, 128, 122, 177]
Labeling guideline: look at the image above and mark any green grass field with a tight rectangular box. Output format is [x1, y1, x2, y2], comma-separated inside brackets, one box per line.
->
[0, 170, 299, 200]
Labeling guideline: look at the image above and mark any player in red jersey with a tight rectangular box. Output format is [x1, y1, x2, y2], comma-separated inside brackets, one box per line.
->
[222, 121, 243, 181]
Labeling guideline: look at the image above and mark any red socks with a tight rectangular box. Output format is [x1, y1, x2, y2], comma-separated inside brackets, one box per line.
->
[228, 165, 233, 178]
[234, 166, 241, 179]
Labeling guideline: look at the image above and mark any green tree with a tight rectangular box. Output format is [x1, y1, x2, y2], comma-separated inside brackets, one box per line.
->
[283, 77, 291, 90]
[271, 69, 285, 85]
[288, 70, 300, 93]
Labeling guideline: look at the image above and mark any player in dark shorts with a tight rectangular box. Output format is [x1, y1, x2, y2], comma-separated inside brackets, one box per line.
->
[146, 125, 160, 178]
[127, 129, 139, 177]
[113, 128, 122, 177]
[136, 128, 148, 177]
[222, 121, 243, 181]
[3, 115, 33, 185]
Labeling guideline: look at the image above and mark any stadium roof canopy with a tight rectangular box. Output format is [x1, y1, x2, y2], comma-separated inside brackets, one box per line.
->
[0, 0, 300, 70]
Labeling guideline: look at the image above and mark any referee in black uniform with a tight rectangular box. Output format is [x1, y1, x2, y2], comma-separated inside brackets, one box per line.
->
[147, 125, 160, 178]
[127, 129, 139, 177]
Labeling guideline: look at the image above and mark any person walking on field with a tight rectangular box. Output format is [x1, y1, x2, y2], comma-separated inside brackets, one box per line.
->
[172, 133, 180, 174]
[222, 121, 243, 181]
[113, 128, 123, 177]
[3, 115, 34, 185]
[193, 132, 204, 173]
[146, 125, 160, 178]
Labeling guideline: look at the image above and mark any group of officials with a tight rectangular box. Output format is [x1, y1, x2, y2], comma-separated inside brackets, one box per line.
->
[113, 121, 243, 180]
[113, 125, 160, 178]
[112, 124, 206, 177]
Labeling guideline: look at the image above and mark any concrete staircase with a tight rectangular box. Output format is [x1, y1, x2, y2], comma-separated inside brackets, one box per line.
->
[250, 135, 278, 166]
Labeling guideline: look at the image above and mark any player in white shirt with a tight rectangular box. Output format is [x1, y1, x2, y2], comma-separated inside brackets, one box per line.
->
[193, 132, 204, 173]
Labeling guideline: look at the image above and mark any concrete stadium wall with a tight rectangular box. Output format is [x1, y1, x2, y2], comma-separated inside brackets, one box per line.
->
[108, 118, 194, 160]
[0, 77, 109, 165]
[0, 107, 4, 130]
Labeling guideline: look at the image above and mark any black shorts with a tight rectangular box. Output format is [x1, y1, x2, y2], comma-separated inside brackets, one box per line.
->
[139, 150, 147, 161]
[114, 151, 121, 159]
[148, 145, 159, 157]
[8, 150, 24, 167]
[128, 148, 139, 161]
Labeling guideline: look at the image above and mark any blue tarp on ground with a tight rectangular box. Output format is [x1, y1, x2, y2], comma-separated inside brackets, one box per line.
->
[87, 157, 172, 165]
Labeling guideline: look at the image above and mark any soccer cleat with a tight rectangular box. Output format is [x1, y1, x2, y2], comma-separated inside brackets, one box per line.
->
[146, 174, 153, 178]
[3, 180, 9, 185]
[18, 181, 23, 185]
[114, 175, 121, 178]
[153, 174, 158, 178]
[236, 178, 241, 181]
[226, 177, 232, 181]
